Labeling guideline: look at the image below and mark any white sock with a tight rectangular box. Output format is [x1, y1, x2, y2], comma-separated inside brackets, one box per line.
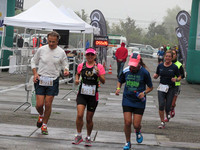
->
[39, 114, 44, 117]
[87, 136, 91, 139]
[77, 132, 82, 136]
[42, 123, 47, 127]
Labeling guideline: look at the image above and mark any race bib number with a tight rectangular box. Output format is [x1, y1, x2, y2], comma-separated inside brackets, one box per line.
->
[39, 76, 53, 86]
[81, 83, 96, 96]
[157, 84, 169, 93]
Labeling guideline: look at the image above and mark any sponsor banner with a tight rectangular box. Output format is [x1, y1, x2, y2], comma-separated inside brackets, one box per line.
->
[176, 27, 186, 64]
[90, 10, 107, 65]
[90, 20, 103, 35]
[90, 9, 107, 36]
[0, 0, 7, 36]
[176, 10, 191, 64]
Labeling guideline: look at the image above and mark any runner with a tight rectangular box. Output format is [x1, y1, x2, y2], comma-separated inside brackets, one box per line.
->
[115, 52, 153, 150]
[157, 46, 165, 64]
[31, 31, 69, 135]
[169, 49, 185, 119]
[72, 48, 105, 146]
[153, 50, 181, 129]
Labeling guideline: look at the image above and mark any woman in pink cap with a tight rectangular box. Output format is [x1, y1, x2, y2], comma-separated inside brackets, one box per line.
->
[72, 48, 105, 147]
[115, 52, 153, 150]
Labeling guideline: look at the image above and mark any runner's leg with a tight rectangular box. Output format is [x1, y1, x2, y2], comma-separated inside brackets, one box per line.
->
[36, 95, 45, 115]
[123, 112, 132, 142]
[86, 111, 95, 136]
[43, 95, 54, 124]
[76, 104, 85, 133]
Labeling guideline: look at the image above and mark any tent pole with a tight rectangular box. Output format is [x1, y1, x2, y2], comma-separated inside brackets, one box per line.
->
[82, 32, 86, 62]
[22, 28, 27, 47]
[91, 33, 93, 47]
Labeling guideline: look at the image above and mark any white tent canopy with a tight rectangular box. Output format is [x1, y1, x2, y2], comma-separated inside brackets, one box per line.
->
[3, 0, 85, 31]
[59, 6, 99, 34]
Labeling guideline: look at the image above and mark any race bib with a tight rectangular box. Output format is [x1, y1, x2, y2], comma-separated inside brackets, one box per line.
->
[158, 56, 163, 59]
[39, 76, 53, 86]
[81, 83, 96, 96]
[157, 84, 169, 93]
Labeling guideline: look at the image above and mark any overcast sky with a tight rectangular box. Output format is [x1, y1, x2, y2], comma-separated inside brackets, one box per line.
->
[24, 0, 192, 28]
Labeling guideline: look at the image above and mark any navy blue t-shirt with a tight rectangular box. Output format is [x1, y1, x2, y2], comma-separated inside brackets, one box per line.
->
[118, 66, 153, 109]
[156, 63, 180, 86]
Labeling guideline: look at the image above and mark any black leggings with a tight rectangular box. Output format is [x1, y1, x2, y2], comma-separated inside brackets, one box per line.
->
[158, 86, 175, 114]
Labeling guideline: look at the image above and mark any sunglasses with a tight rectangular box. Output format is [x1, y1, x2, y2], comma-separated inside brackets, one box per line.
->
[86, 53, 95, 56]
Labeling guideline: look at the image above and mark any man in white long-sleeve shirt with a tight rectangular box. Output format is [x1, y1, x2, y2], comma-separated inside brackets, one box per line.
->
[31, 31, 69, 135]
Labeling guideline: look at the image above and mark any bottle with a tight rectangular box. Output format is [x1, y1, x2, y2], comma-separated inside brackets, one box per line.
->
[93, 63, 97, 74]
[134, 91, 146, 102]
[93, 67, 96, 74]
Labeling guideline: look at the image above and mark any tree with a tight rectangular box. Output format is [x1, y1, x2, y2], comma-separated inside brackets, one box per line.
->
[15, 9, 23, 15]
[146, 22, 167, 38]
[162, 6, 182, 45]
[144, 22, 169, 47]
[109, 17, 143, 44]
[75, 9, 88, 23]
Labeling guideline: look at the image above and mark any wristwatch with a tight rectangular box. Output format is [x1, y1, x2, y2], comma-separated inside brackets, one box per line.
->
[143, 91, 146, 95]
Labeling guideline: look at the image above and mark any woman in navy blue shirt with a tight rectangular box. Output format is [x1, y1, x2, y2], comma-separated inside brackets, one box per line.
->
[116, 53, 153, 150]
[153, 50, 181, 129]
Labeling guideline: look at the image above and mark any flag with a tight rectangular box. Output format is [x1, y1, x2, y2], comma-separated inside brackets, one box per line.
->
[176, 10, 191, 65]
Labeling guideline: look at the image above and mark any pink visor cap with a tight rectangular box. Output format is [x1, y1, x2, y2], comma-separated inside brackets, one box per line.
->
[86, 48, 96, 54]
[128, 52, 141, 67]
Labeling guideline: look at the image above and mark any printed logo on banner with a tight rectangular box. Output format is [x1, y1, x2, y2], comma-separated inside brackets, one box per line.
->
[177, 12, 188, 26]
[91, 11, 101, 21]
[91, 20, 101, 28]
[176, 10, 191, 65]
[176, 28, 182, 38]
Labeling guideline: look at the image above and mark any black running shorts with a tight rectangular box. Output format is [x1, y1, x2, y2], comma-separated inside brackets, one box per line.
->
[76, 93, 98, 112]
[123, 106, 144, 115]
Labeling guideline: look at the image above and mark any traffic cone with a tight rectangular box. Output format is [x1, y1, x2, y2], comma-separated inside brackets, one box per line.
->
[108, 64, 112, 74]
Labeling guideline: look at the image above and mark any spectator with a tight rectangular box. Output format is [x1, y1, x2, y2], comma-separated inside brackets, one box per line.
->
[42, 37, 47, 45]
[36, 36, 42, 47]
[33, 36, 37, 48]
[85, 39, 90, 49]
[115, 42, 128, 78]
[17, 36, 24, 48]
[157, 46, 165, 64]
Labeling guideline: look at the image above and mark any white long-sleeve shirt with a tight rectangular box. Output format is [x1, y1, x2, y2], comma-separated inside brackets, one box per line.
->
[31, 45, 69, 79]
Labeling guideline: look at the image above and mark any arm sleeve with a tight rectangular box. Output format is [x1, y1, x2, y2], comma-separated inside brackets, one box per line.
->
[123, 49, 128, 61]
[144, 71, 153, 88]
[179, 66, 185, 79]
[97, 64, 106, 76]
[115, 49, 118, 59]
[156, 65, 160, 75]
[31, 48, 41, 69]
[77, 63, 83, 74]
[118, 71, 126, 84]
[61, 51, 69, 70]
[175, 66, 180, 77]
